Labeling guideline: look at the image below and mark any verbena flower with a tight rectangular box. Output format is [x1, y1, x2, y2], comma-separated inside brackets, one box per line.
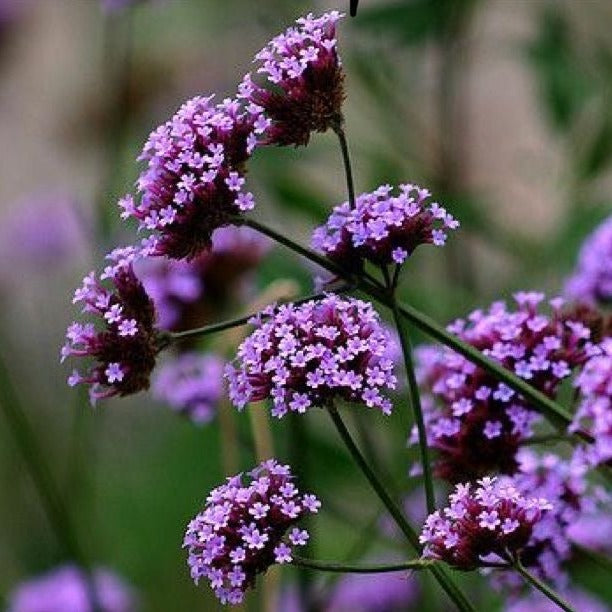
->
[564, 215, 612, 306]
[120, 95, 262, 260]
[184, 459, 320, 606]
[7, 565, 137, 612]
[137, 226, 270, 331]
[242, 11, 345, 147]
[153, 352, 224, 424]
[312, 184, 458, 269]
[62, 247, 160, 403]
[419, 476, 552, 570]
[570, 337, 612, 467]
[504, 588, 608, 612]
[414, 293, 595, 482]
[226, 295, 397, 418]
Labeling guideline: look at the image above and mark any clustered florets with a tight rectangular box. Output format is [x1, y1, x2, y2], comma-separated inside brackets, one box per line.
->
[119, 95, 263, 260]
[312, 184, 458, 269]
[242, 11, 345, 147]
[153, 352, 225, 424]
[419, 476, 552, 570]
[183, 459, 320, 605]
[414, 293, 595, 481]
[226, 295, 397, 418]
[62, 247, 159, 403]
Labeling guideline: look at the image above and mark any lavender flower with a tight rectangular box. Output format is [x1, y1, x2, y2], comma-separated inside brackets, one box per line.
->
[7, 565, 137, 612]
[137, 226, 270, 331]
[226, 295, 397, 418]
[564, 215, 612, 306]
[121, 95, 263, 260]
[504, 588, 608, 612]
[312, 184, 458, 269]
[242, 11, 345, 147]
[153, 352, 224, 424]
[414, 293, 595, 481]
[419, 476, 552, 570]
[62, 247, 160, 403]
[184, 459, 320, 605]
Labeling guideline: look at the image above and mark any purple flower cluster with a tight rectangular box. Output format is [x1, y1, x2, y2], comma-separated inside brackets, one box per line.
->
[226, 295, 397, 418]
[504, 588, 608, 612]
[184, 459, 320, 605]
[7, 565, 137, 612]
[419, 476, 552, 570]
[62, 247, 159, 403]
[312, 184, 458, 269]
[137, 226, 270, 331]
[570, 337, 612, 467]
[120, 95, 263, 260]
[564, 215, 612, 306]
[243, 11, 345, 147]
[414, 293, 594, 481]
[153, 352, 224, 424]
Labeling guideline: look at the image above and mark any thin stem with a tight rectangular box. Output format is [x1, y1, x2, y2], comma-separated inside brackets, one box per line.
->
[350, 0, 359, 17]
[390, 296, 435, 515]
[520, 434, 572, 447]
[333, 123, 357, 210]
[327, 404, 475, 612]
[293, 556, 433, 574]
[514, 561, 575, 612]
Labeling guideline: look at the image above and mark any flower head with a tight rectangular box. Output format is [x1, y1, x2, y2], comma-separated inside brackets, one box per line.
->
[184, 459, 319, 605]
[312, 184, 458, 269]
[123, 95, 262, 260]
[414, 293, 594, 481]
[226, 295, 397, 418]
[153, 352, 224, 424]
[419, 477, 552, 570]
[242, 11, 345, 147]
[62, 247, 159, 403]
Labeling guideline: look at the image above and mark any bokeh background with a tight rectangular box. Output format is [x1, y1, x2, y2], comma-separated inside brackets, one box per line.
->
[0, 0, 610, 610]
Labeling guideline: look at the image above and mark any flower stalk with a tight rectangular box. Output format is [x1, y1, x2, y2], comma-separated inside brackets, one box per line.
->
[513, 559, 576, 612]
[292, 556, 434, 573]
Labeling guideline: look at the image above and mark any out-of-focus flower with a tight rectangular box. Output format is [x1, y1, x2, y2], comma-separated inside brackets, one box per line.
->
[312, 184, 458, 270]
[121, 95, 263, 260]
[564, 215, 612, 306]
[504, 588, 608, 612]
[242, 11, 345, 147]
[184, 459, 320, 606]
[419, 476, 552, 570]
[62, 247, 160, 403]
[136, 226, 270, 331]
[7, 565, 137, 612]
[568, 505, 612, 555]
[153, 352, 224, 424]
[226, 295, 397, 418]
[414, 293, 595, 482]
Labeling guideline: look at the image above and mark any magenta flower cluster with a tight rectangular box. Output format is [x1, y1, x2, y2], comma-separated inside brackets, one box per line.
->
[414, 292, 594, 481]
[183, 459, 320, 606]
[226, 295, 397, 418]
[243, 11, 345, 147]
[419, 476, 553, 570]
[62, 247, 159, 403]
[312, 184, 458, 268]
[119, 95, 262, 260]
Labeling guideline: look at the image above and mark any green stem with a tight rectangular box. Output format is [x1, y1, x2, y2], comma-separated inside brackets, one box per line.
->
[293, 556, 433, 573]
[333, 123, 357, 210]
[514, 561, 575, 612]
[390, 296, 436, 515]
[327, 404, 475, 612]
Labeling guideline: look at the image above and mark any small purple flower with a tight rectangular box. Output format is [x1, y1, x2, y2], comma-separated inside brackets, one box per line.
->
[184, 459, 319, 605]
[242, 12, 345, 147]
[419, 477, 552, 570]
[312, 184, 458, 270]
[62, 247, 160, 403]
[226, 295, 397, 417]
[7, 564, 137, 612]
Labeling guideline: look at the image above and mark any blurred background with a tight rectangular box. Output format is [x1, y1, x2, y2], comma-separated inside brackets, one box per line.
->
[0, 0, 610, 610]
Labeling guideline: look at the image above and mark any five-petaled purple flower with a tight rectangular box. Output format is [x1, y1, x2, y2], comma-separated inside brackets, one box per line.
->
[62, 247, 160, 403]
[312, 184, 458, 269]
[419, 476, 552, 570]
[414, 292, 596, 482]
[226, 295, 397, 417]
[183, 459, 320, 605]
[242, 11, 345, 147]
